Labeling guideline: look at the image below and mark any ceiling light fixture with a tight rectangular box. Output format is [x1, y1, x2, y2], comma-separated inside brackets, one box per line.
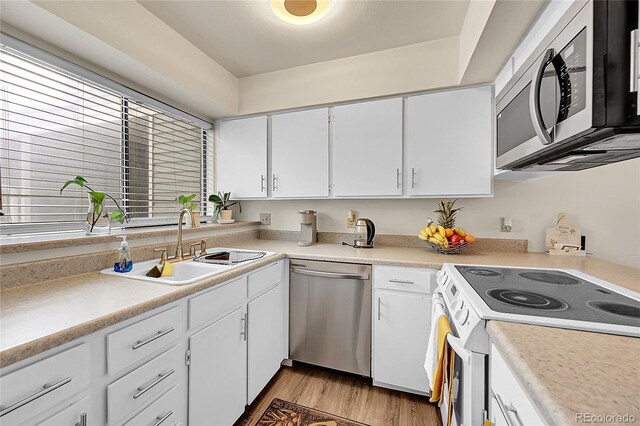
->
[271, 0, 331, 25]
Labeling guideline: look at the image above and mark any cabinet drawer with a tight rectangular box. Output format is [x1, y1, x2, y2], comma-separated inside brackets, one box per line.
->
[373, 266, 434, 294]
[189, 276, 247, 329]
[108, 345, 181, 425]
[124, 385, 181, 426]
[107, 306, 180, 375]
[0, 343, 90, 425]
[38, 396, 90, 426]
[490, 344, 544, 425]
[248, 261, 282, 299]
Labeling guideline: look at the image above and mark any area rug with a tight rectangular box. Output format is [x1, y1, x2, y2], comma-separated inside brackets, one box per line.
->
[255, 398, 370, 426]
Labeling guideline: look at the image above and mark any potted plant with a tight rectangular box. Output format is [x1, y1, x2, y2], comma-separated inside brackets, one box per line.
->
[208, 191, 242, 223]
[178, 194, 199, 228]
[60, 176, 129, 235]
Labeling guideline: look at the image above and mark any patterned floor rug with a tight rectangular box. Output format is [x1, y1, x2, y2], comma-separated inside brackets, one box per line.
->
[255, 398, 371, 426]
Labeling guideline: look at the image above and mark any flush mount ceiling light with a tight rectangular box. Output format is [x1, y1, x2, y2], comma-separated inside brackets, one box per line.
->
[271, 0, 331, 25]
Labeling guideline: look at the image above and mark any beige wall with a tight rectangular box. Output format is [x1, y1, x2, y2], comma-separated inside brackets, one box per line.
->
[238, 36, 460, 116]
[237, 158, 640, 268]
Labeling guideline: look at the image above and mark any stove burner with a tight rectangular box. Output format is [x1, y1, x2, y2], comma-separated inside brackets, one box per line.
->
[487, 289, 568, 311]
[466, 268, 503, 277]
[587, 301, 640, 319]
[518, 271, 582, 286]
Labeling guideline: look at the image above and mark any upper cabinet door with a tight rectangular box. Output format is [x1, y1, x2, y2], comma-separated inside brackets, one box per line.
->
[332, 98, 403, 197]
[406, 86, 493, 196]
[271, 108, 329, 198]
[217, 116, 267, 198]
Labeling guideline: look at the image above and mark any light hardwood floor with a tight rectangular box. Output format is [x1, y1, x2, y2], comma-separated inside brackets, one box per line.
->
[235, 365, 441, 426]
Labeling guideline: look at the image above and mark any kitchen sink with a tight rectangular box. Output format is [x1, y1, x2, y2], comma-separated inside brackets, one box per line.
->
[100, 248, 275, 285]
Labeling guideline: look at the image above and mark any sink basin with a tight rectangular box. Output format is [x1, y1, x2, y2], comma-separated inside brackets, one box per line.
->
[100, 248, 275, 285]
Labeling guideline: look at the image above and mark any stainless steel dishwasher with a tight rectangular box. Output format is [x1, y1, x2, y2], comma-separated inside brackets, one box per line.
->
[289, 259, 371, 376]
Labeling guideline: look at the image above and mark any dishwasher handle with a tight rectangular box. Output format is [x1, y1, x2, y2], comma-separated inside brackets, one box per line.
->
[290, 267, 369, 281]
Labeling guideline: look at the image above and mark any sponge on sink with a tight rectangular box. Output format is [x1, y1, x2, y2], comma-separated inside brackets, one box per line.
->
[160, 262, 174, 277]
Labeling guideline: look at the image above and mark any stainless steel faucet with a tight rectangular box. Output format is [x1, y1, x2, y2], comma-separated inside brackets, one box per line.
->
[175, 208, 192, 259]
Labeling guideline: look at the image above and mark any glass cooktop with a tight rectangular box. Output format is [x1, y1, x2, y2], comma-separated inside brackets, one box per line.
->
[455, 266, 640, 328]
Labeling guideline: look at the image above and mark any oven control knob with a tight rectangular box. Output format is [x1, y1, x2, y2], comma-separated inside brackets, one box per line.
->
[454, 308, 470, 325]
[436, 270, 447, 285]
[451, 299, 464, 311]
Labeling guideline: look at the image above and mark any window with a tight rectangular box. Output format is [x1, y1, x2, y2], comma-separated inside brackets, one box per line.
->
[0, 37, 213, 235]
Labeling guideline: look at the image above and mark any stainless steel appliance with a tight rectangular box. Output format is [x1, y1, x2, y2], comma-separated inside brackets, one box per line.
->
[297, 210, 317, 247]
[354, 218, 375, 248]
[496, 0, 640, 172]
[432, 263, 640, 426]
[289, 260, 371, 376]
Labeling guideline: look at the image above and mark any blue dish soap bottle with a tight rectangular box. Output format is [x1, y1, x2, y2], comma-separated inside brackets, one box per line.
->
[114, 235, 133, 273]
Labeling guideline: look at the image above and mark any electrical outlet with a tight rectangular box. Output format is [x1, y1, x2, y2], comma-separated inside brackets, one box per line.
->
[346, 210, 357, 228]
[260, 213, 271, 226]
[501, 217, 512, 232]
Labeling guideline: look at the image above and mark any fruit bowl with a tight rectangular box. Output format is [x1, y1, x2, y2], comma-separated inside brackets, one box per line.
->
[425, 239, 473, 255]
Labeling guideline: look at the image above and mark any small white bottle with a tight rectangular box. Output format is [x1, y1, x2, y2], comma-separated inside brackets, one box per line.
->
[115, 235, 132, 272]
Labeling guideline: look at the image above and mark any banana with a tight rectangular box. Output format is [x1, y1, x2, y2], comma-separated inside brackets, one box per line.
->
[429, 224, 437, 234]
[422, 226, 433, 237]
[418, 233, 429, 241]
[432, 233, 445, 243]
[428, 236, 443, 246]
[437, 225, 446, 238]
[454, 227, 467, 237]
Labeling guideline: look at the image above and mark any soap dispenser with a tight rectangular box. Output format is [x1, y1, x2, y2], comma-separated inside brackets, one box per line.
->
[114, 235, 133, 272]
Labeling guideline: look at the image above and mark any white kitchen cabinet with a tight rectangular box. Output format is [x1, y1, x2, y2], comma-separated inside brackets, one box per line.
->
[188, 307, 247, 426]
[217, 116, 268, 198]
[490, 344, 544, 426]
[406, 86, 493, 196]
[332, 98, 403, 197]
[373, 291, 431, 394]
[247, 282, 284, 403]
[38, 396, 90, 426]
[271, 108, 329, 198]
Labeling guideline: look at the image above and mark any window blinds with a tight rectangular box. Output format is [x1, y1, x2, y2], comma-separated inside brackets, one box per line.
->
[0, 43, 212, 235]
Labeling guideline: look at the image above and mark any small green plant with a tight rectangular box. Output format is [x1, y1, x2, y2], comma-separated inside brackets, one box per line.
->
[60, 176, 129, 232]
[208, 191, 242, 217]
[177, 194, 197, 212]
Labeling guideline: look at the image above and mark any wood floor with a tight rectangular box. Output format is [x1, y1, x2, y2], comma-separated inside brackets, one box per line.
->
[235, 365, 441, 426]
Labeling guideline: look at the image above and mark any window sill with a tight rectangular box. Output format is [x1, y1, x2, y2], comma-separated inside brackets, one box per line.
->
[0, 221, 261, 254]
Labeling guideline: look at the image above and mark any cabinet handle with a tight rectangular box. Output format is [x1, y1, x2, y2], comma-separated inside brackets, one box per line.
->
[133, 369, 175, 400]
[411, 168, 416, 189]
[389, 279, 414, 285]
[132, 327, 175, 350]
[153, 410, 174, 426]
[377, 297, 381, 321]
[494, 394, 521, 426]
[260, 175, 266, 192]
[75, 413, 87, 426]
[0, 377, 72, 417]
[241, 313, 247, 341]
[396, 169, 401, 188]
[272, 174, 278, 191]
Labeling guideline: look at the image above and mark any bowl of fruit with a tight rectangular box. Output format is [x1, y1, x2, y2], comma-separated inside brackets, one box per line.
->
[418, 200, 476, 254]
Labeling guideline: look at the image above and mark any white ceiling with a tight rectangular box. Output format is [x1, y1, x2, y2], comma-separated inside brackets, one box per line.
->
[138, 0, 471, 78]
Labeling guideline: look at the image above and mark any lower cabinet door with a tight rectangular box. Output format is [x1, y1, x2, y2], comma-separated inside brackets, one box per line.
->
[247, 283, 284, 403]
[188, 307, 247, 426]
[373, 291, 431, 393]
[38, 396, 90, 426]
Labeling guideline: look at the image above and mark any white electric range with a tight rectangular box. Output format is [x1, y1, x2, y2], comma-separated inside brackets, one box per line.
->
[432, 263, 640, 426]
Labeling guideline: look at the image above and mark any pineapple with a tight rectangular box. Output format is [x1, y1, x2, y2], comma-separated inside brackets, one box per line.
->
[434, 200, 462, 229]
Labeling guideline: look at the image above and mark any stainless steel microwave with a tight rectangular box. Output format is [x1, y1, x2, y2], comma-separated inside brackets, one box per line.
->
[496, 0, 640, 171]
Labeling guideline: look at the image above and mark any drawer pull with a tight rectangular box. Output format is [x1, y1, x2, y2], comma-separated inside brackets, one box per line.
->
[133, 369, 175, 400]
[389, 279, 414, 285]
[153, 410, 174, 426]
[495, 394, 521, 426]
[75, 412, 87, 426]
[132, 327, 175, 350]
[0, 376, 72, 417]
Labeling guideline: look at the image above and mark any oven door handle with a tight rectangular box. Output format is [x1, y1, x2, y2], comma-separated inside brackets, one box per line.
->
[529, 48, 555, 146]
[447, 334, 471, 365]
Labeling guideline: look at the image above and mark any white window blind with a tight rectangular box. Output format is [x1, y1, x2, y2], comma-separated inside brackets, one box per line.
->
[0, 42, 213, 235]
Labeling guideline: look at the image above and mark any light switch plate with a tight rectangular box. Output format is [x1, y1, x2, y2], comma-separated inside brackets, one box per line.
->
[346, 210, 357, 228]
[260, 213, 271, 226]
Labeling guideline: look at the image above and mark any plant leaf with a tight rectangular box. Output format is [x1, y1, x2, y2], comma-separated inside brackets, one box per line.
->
[111, 209, 126, 224]
[208, 194, 222, 204]
[60, 176, 87, 194]
[89, 191, 105, 205]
